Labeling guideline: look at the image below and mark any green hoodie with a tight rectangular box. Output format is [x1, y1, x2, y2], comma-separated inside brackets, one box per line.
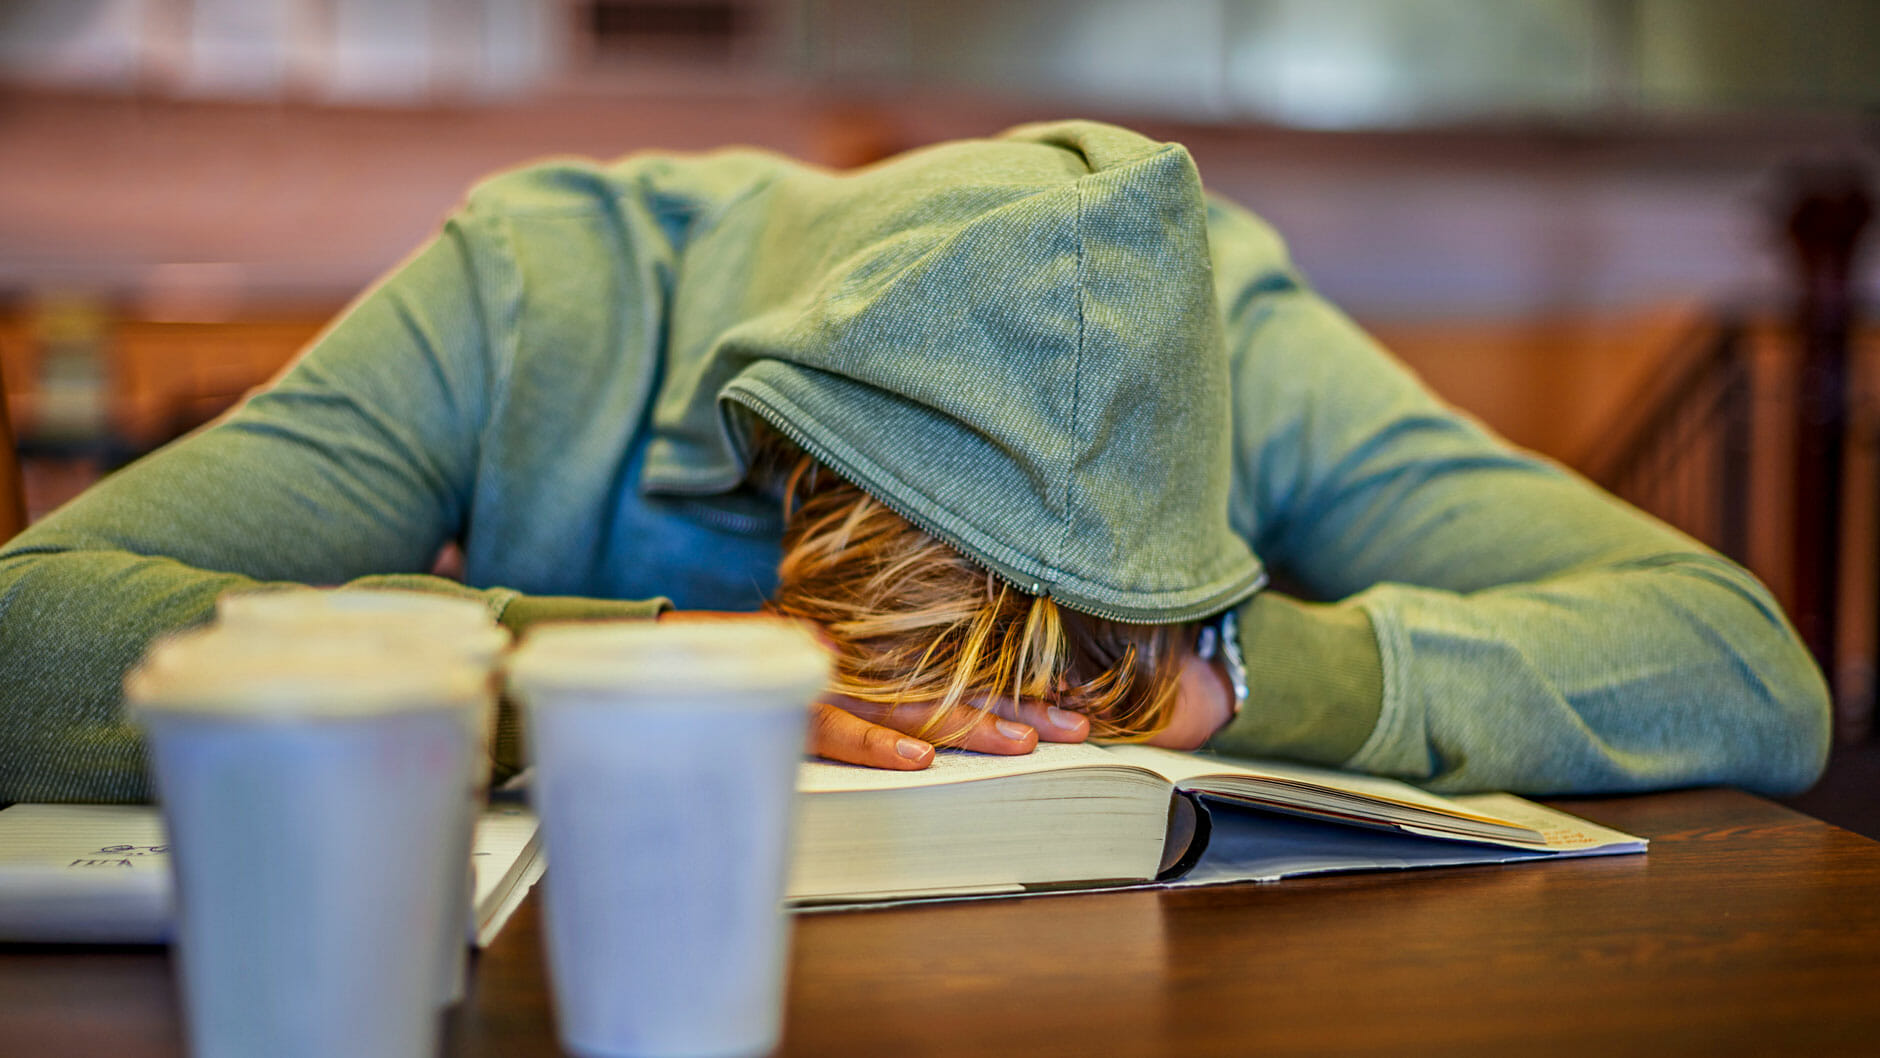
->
[0, 121, 1830, 803]
[659, 121, 1259, 621]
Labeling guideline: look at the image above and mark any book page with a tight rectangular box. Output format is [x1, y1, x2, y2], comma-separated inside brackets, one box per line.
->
[0, 804, 169, 869]
[469, 805, 546, 947]
[1442, 794, 1647, 853]
[0, 804, 170, 943]
[1100, 744, 1527, 829]
[789, 740, 1171, 901]
[798, 740, 1145, 794]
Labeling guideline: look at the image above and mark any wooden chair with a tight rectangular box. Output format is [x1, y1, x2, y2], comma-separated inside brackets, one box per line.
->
[0, 367, 27, 542]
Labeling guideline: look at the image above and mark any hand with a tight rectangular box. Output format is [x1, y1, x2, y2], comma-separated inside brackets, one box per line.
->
[656, 609, 1091, 770]
[1143, 649, 1236, 750]
[809, 692, 1091, 771]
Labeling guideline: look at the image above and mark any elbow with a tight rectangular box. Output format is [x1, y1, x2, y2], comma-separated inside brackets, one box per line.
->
[1740, 637, 1832, 797]
[1651, 555, 1832, 797]
[1696, 572, 1833, 796]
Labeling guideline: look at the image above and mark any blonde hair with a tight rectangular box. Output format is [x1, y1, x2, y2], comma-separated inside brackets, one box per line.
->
[754, 429, 1191, 745]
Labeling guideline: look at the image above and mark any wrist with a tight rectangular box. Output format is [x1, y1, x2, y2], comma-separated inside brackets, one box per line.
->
[1194, 608, 1248, 720]
[1156, 649, 1235, 750]
[1205, 593, 1382, 767]
[1201, 655, 1237, 737]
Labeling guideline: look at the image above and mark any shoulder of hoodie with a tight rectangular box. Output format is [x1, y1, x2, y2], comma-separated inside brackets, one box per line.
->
[1202, 190, 1301, 299]
[451, 146, 799, 229]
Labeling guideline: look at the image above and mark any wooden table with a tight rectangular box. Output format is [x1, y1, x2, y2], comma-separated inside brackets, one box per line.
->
[4, 788, 1878, 1057]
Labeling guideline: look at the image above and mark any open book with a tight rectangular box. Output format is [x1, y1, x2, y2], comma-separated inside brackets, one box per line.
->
[0, 802, 543, 946]
[0, 745, 1643, 936]
[787, 742, 1646, 905]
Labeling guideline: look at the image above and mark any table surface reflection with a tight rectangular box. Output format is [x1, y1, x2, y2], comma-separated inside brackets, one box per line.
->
[3, 787, 1878, 1058]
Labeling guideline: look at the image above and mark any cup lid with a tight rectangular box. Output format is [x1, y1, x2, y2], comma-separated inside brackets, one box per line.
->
[209, 617, 513, 666]
[126, 627, 487, 719]
[505, 618, 830, 702]
[217, 587, 496, 629]
[214, 588, 509, 663]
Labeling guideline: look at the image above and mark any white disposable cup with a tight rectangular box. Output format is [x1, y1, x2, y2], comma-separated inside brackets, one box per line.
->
[127, 631, 486, 1058]
[506, 619, 829, 1058]
[213, 587, 511, 1005]
[216, 586, 496, 632]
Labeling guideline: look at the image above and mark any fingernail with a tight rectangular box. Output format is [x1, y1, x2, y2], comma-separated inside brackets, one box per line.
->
[1047, 706, 1082, 729]
[995, 719, 1031, 741]
[896, 738, 930, 761]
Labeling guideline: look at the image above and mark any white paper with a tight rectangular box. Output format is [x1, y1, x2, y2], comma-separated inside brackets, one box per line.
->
[0, 803, 542, 946]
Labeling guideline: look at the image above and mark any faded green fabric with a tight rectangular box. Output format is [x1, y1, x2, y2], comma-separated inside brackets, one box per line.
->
[1220, 593, 1383, 766]
[647, 121, 1259, 620]
[0, 120, 1831, 804]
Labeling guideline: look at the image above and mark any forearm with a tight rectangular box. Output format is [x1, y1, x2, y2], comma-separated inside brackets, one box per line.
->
[1347, 551, 1828, 796]
[0, 543, 669, 802]
[0, 545, 252, 803]
[0, 185, 694, 801]
[1205, 554, 1829, 797]
[1206, 197, 1827, 794]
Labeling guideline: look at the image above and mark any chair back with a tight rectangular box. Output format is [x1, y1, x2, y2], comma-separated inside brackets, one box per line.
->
[0, 367, 27, 542]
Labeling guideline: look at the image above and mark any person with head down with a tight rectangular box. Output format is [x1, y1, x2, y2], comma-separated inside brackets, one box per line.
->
[0, 121, 1830, 804]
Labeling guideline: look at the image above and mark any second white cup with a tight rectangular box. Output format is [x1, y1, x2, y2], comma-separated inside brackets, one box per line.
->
[506, 618, 829, 1058]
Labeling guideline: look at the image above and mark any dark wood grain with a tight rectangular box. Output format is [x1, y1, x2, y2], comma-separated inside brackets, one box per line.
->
[7, 789, 1879, 1058]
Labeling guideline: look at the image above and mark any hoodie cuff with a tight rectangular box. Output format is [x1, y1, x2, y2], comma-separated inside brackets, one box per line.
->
[1204, 591, 1383, 766]
[495, 593, 672, 635]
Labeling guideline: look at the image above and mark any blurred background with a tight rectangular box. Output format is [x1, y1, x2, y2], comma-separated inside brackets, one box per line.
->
[0, 0, 1875, 823]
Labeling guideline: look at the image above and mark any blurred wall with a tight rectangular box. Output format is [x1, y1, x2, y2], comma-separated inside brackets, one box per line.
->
[3, 0, 1878, 726]
[1, 0, 1874, 464]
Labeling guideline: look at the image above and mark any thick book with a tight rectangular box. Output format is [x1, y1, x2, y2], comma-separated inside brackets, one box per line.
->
[0, 803, 543, 946]
[786, 742, 1646, 906]
[0, 745, 1644, 937]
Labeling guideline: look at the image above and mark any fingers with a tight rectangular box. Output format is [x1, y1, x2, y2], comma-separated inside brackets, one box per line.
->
[807, 701, 935, 770]
[657, 614, 1095, 766]
[998, 698, 1090, 744]
[843, 695, 1040, 754]
[811, 694, 1056, 766]
[947, 708, 1039, 755]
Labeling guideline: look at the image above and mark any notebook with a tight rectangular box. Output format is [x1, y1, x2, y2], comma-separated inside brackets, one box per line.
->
[0, 802, 542, 946]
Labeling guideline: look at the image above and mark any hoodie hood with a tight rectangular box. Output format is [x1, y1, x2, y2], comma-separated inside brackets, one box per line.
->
[640, 120, 1262, 623]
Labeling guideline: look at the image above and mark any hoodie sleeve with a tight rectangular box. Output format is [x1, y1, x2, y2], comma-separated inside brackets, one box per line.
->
[0, 214, 662, 805]
[1200, 198, 1831, 796]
